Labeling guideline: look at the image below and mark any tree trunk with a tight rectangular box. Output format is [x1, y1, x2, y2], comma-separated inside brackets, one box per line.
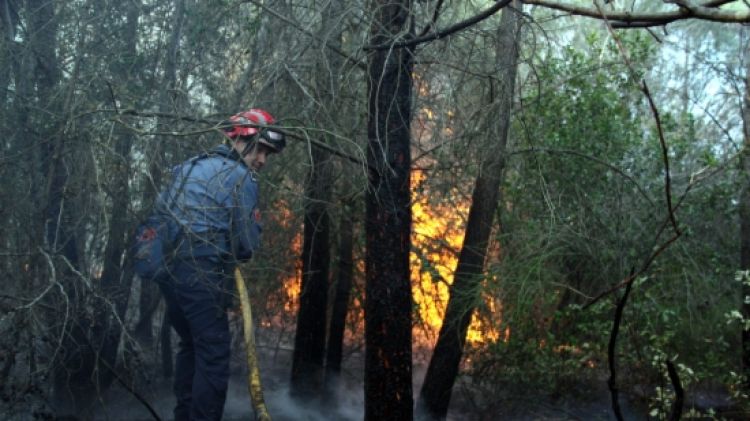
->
[23, 0, 87, 411]
[134, 0, 185, 348]
[416, 4, 522, 420]
[93, 0, 141, 391]
[365, 1, 414, 419]
[740, 27, 750, 389]
[290, 143, 333, 398]
[0, 0, 18, 107]
[161, 310, 174, 378]
[325, 197, 355, 390]
[290, 0, 343, 399]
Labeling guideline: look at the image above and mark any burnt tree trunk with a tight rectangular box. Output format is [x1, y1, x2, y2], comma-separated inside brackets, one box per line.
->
[291, 0, 342, 399]
[325, 196, 355, 386]
[416, 4, 522, 420]
[365, 1, 414, 419]
[291, 142, 333, 398]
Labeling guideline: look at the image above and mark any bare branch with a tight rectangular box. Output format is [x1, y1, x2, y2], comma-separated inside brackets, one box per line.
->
[364, 0, 513, 51]
[242, 0, 366, 70]
[521, 0, 748, 26]
[106, 109, 373, 171]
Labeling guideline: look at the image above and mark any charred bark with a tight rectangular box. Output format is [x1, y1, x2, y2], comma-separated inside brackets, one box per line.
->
[325, 198, 355, 380]
[291, 143, 333, 398]
[416, 4, 522, 420]
[291, 0, 344, 399]
[365, 1, 414, 419]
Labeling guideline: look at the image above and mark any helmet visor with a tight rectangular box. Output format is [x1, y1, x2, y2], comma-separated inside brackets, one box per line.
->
[258, 128, 286, 151]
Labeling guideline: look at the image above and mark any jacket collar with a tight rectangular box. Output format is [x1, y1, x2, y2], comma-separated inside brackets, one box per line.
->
[210, 144, 246, 168]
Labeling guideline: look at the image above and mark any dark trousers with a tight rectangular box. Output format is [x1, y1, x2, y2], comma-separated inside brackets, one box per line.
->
[158, 257, 231, 421]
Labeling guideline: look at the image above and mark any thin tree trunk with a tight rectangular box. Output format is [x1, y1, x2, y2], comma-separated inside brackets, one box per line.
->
[365, 1, 414, 419]
[135, 0, 185, 348]
[416, 4, 522, 420]
[23, 0, 88, 411]
[291, 144, 333, 398]
[0, 0, 18, 107]
[161, 310, 173, 378]
[94, 0, 141, 391]
[740, 27, 750, 389]
[290, 0, 342, 399]
[325, 196, 355, 391]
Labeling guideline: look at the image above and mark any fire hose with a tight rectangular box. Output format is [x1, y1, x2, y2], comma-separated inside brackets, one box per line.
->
[233, 267, 272, 421]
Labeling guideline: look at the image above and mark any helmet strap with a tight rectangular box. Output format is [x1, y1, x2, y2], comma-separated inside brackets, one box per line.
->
[239, 136, 257, 157]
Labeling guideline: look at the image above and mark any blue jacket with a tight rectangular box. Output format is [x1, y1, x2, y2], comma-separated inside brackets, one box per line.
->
[156, 144, 261, 260]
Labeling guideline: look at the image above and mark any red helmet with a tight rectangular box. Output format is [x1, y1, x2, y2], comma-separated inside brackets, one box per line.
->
[224, 108, 286, 152]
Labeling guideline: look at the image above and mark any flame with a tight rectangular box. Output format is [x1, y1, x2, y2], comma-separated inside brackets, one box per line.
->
[410, 171, 502, 353]
[267, 167, 505, 357]
[271, 199, 365, 348]
[282, 232, 302, 312]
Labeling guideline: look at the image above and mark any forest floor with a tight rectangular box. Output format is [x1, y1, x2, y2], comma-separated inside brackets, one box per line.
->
[3, 329, 743, 420]
[85, 346, 654, 421]
[89, 347, 746, 421]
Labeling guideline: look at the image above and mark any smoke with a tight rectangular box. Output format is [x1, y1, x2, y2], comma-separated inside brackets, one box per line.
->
[80, 345, 365, 421]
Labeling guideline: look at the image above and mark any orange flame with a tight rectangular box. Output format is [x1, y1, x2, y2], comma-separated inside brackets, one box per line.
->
[269, 169, 504, 356]
[410, 171, 501, 354]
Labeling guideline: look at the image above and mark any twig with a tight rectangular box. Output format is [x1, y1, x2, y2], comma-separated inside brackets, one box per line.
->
[509, 147, 654, 207]
[242, 0, 365, 70]
[595, 1, 680, 235]
[106, 110, 373, 171]
[106, 81, 119, 114]
[418, 0, 447, 37]
[642, 81, 680, 233]
[585, 0, 686, 308]
[85, 338, 163, 421]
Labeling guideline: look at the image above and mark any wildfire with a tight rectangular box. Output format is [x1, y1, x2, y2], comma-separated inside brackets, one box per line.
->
[269, 172, 504, 356]
[282, 232, 302, 312]
[410, 171, 502, 352]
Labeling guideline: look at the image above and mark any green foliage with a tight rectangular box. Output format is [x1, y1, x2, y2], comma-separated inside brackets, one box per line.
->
[467, 300, 611, 395]
[468, 23, 744, 414]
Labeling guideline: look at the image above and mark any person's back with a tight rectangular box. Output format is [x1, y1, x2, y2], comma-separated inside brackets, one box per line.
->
[159, 144, 260, 260]
[153, 108, 285, 421]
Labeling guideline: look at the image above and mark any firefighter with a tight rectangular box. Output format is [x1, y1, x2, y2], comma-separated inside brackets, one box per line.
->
[155, 108, 285, 420]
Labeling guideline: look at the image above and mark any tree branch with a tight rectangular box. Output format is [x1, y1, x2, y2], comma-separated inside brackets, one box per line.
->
[242, 0, 366, 70]
[364, 0, 513, 51]
[521, 0, 748, 26]
[418, 0, 447, 37]
[105, 109, 374, 172]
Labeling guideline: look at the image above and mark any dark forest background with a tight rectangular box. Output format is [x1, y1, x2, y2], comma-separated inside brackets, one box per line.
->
[2, 1, 750, 420]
